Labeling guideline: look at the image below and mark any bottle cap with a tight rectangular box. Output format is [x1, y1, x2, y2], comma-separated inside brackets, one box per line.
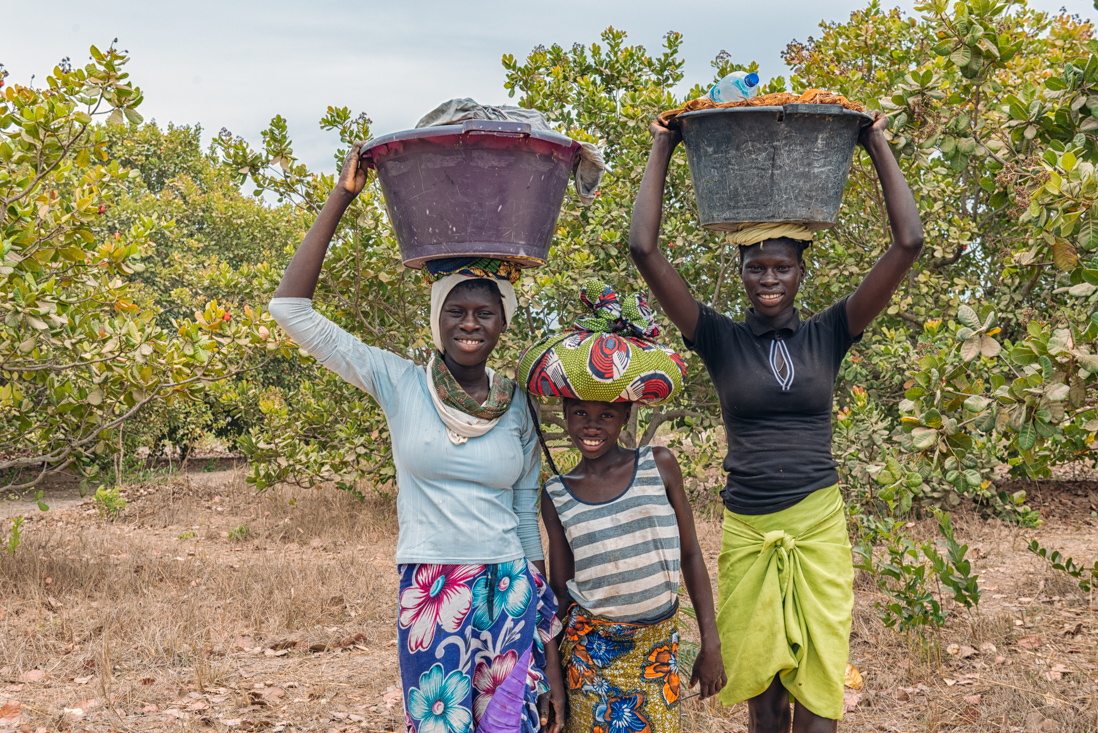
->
[746, 72, 760, 87]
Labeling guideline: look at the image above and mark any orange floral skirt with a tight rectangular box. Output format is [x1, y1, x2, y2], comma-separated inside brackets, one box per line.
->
[559, 604, 680, 733]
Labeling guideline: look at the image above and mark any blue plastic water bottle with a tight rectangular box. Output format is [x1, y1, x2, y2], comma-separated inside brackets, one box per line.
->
[707, 71, 760, 104]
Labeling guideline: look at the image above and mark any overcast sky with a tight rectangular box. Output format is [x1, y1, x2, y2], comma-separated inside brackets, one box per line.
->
[4, 0, 1093, 172]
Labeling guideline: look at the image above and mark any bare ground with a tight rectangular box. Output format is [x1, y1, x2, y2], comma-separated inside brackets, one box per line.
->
[0, 467, 1095, 732]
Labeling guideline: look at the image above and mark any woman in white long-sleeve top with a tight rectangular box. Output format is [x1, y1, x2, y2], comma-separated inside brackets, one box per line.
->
[268, 143, 565, 733]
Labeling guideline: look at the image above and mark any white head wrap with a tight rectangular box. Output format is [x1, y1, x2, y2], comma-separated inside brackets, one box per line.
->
[429, 273, 517, 355]
[426, 274, 519, 445]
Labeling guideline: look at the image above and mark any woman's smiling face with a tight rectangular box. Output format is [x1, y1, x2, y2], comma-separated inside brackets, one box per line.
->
[739, 239, 807, 318]
[439, 283, 505, 366]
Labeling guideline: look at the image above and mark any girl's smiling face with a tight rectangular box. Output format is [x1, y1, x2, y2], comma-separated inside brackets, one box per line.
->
[564, 399, 632, 460]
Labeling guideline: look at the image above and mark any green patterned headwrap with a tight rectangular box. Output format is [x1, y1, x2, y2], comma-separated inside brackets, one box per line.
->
[516, 279, 686, 405]
[422, 257, 523, 285]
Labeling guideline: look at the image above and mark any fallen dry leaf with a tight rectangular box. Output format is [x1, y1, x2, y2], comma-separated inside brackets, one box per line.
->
[1025, 711, 1057, 732]
[20, 670, 44, 683]
[894, 688, 910, 702]
[337, 632, 368, 648]
[957, 645, 978, 659]
[382, 687, 402, 710]
[1062, 622, 1083, 636]
[1017, 635, 1042, 649]
[844, 663, 863, 690]
[963, 694, 982, 705]
[979, 642, 997, 654]
[1043, 663, 1071, 681]
[247, 686, 286, 706]
[843, 691, 861, 714]
[232, 636, 255, 651]
[0, 700, 21, 719]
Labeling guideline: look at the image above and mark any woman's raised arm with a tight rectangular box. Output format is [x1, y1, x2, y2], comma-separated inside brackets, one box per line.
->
[845, 114, 925, 336]
[629, 124, 701, 343]
[273, 142, 369, 299]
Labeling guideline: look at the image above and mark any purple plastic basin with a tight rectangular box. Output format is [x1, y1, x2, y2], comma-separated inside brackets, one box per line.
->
[360, 120, 581, 269]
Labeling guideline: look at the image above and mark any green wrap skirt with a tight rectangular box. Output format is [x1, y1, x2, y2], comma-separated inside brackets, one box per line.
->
[715, 485, 853, 720]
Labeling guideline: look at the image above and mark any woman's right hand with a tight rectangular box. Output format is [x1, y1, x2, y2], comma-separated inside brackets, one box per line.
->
[338, 140, 370, 197]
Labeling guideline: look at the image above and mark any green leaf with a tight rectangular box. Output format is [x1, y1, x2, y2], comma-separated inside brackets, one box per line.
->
[974, 406, 998, 432]
[1046, 383, 1070, 402]
[957, 304, 980, 330]
[912, 427, 938, 451]
[950, 46, 972, 67]
[107, 109, 124, 127]
[964, 395, 990, 412]
[1018, 423, 1037, 451]
[1078, 217, 1098, 251]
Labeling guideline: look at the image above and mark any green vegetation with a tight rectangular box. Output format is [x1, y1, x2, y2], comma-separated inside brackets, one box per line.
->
[93, 483, 127, 519]
[1027, 539, 1098, 591]
[227, 523, 251, 543]
[6, 516, 23, 555]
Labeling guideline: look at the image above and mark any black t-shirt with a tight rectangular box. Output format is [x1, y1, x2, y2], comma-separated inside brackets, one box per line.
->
[686, 296, 860, 514]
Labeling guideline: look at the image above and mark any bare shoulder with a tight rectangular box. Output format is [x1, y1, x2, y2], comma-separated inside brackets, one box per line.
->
[650, 445, 683, 481]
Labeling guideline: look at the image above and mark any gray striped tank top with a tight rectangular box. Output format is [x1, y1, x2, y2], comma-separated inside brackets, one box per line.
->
[544, 445, 680, 622]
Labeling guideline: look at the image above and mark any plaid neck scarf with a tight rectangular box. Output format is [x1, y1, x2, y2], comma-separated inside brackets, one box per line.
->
[431, 355, 515, 420]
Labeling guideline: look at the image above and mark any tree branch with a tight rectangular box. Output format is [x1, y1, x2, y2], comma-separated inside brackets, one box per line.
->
[930, 244, 967, 270]
[639, 408, 703, 446]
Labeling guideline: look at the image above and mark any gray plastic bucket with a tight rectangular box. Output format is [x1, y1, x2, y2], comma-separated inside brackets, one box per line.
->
[360, 120, 580, 269]
[678, 104, 873, 231]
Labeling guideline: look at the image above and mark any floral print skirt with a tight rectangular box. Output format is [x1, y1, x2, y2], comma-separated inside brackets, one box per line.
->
[559, 604, 680, 733]
[398, 560, 560, 733]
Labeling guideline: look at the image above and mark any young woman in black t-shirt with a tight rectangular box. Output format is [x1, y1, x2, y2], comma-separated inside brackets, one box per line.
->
[628, 113, 923, 733]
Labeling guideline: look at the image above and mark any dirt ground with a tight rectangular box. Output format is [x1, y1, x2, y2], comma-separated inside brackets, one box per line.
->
[0, 465, 1095, 732]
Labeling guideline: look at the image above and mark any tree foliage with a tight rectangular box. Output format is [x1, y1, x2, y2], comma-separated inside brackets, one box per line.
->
[0, 45, 287, 493]
[4, 1, 1097, 519]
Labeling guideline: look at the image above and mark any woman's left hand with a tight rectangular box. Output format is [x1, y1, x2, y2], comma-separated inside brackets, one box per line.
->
[538, 686, 565, 733]
[858, 110, 888, 148]
[691, 643, 728, 700]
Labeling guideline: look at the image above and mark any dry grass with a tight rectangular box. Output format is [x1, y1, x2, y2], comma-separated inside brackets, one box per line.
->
[1, 467, 406, 731]
[0, 467, 1096, 732]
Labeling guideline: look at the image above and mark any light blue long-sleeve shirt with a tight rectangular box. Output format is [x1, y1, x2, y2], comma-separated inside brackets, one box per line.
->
[268, 298, 543, 564]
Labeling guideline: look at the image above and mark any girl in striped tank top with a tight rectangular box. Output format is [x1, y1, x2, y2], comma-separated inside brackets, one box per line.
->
[517, 280, 725, 733]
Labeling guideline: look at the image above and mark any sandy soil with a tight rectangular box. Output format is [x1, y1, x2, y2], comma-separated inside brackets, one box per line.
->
[0, 467, 1095, 732]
